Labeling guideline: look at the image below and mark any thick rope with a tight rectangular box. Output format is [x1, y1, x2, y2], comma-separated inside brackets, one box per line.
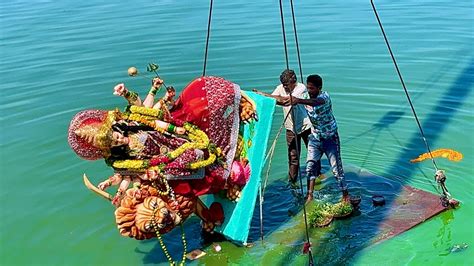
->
[279, 0, 290, 70]
[370, 1, 438, 172]
[202, 0, 214, 76]
[278, 1, 314, 264]
[260, 108, 293, 242]
[260, 105, 292, 243]
[370, 1, 455, 203]
[263, 109, 293, 194]
[289, 0, 304, 83]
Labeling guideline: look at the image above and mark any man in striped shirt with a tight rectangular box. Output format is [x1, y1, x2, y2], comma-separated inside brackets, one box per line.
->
[288, 74, 349, 203]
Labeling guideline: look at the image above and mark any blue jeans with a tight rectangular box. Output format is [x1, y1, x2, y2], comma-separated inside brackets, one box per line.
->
[306, 132, 347, 192]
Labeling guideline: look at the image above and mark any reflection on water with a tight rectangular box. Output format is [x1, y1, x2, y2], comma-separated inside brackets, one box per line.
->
[434, 210, 454, 256]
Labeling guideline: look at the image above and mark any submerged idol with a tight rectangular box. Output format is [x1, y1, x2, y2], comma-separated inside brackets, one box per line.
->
[68, 75, 256, 240]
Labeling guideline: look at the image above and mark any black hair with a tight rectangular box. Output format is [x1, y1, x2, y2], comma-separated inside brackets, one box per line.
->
[280, 69, 297, 85]
[107, 122, 151, 160]
[307, 74, 323, 88]
[112, 122, 152, 137]
[108, 145, 130, 160]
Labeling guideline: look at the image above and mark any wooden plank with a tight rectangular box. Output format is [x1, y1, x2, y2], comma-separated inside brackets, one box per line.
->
[205, 91, 276, 245]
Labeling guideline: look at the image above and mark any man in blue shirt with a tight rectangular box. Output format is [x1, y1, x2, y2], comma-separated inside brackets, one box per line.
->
[288, 74, 349, 202]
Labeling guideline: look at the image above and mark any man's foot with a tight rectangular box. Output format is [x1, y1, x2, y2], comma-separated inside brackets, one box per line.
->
[305, 193, 314, 204]
[342, 190, 350, 203]
[342, 195, 350, 203]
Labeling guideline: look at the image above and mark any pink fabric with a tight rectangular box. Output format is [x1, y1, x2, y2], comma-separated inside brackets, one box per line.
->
[229, 160, 251, 186]
[169, 76, 242, 196]
[170, 76, 239, 154]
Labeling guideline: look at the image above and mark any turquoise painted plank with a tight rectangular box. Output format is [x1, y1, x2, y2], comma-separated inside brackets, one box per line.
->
[206, 91, 276, 245]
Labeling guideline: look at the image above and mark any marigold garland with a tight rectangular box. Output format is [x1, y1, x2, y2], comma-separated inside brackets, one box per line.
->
[110, 120, 219, 172]
[164, 123, 209, 160]
[168, 123, 220, 169]
[184, 123, 209, 144]
[112, 159, 150, 169]
[130, 105, 160, 117]
[128, 113, 157, 122]
[168, 142, 199, 159]
[189, 153, 216, 169]
[127, 115, 165, 133]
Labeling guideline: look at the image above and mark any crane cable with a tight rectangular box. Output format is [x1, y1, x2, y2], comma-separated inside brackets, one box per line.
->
[278, 0, 314, 264]
[202, 0, 214, 76]
[370, 1, 454, 204]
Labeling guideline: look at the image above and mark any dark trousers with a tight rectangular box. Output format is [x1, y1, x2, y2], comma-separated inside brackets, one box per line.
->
[286, 128, 312, 183]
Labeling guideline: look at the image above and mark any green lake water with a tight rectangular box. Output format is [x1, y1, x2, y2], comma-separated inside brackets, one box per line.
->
[1, 0, 473, 265]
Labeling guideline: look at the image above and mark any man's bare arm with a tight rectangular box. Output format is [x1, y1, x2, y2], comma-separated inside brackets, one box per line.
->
[252, 89, 290, 106]
[291, 96, 325, 106]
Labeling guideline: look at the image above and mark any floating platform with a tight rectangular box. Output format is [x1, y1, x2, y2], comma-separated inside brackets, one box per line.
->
[255, 165, 451, 264]
[372, 184, 447, 244]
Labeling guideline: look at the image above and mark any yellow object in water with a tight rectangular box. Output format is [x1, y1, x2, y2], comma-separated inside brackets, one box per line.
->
[410, 148, 463, 163]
